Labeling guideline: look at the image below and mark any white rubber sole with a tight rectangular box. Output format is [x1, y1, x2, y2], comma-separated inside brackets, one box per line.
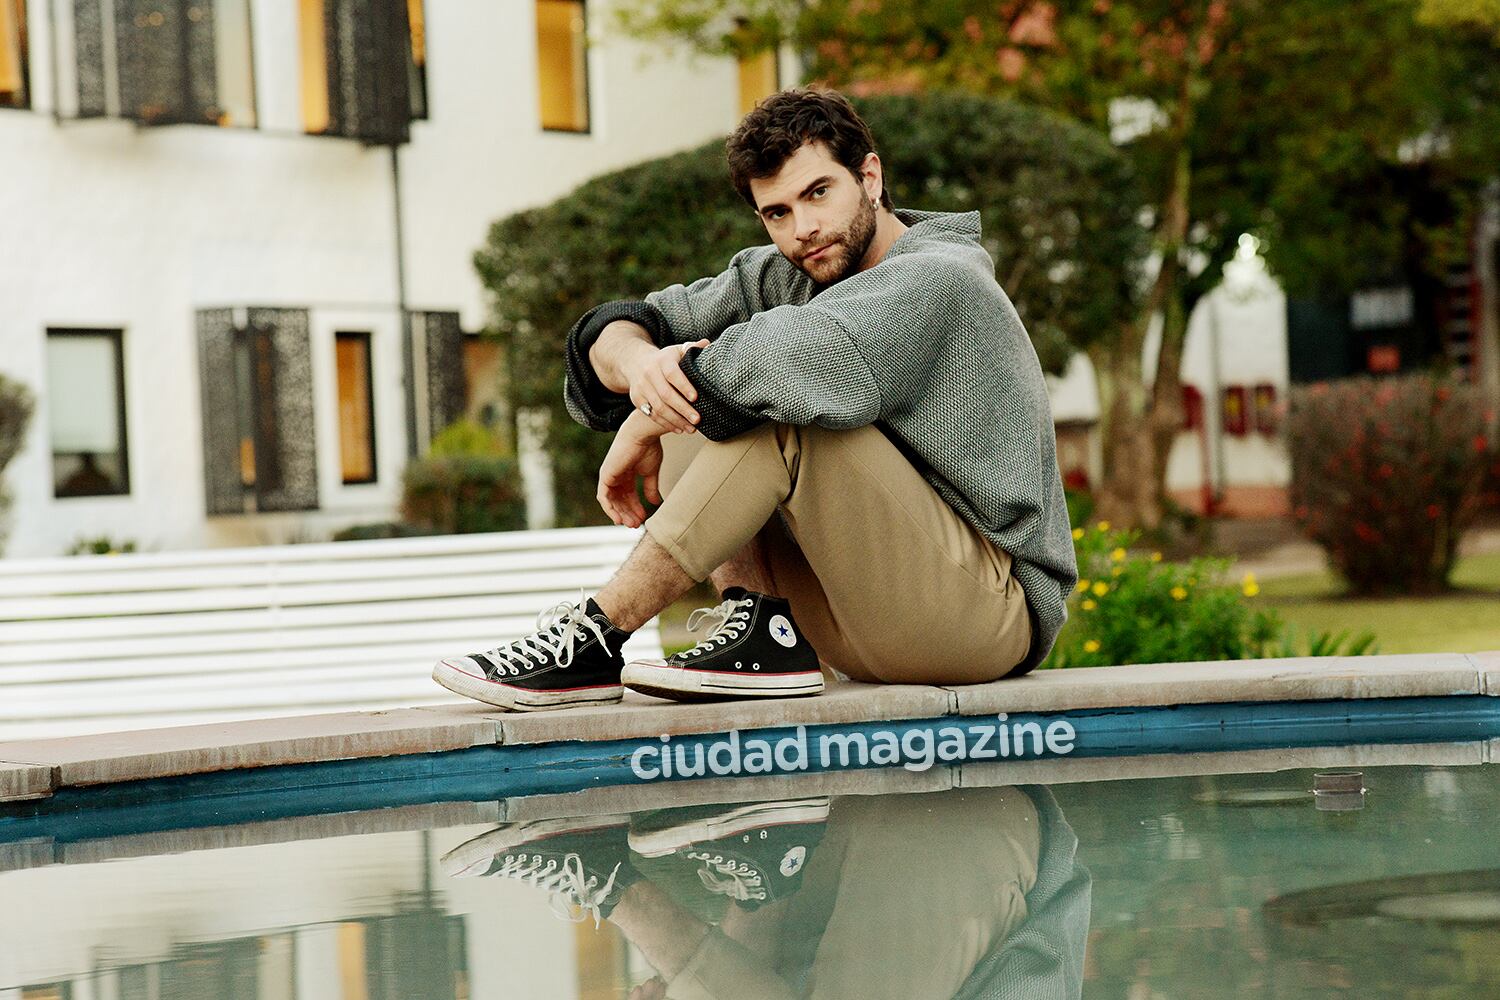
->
[629, 798, 832, 858]
[621, 661, 824, 702]
[441, 815, 633, 878]
[432, 658, 622, 712]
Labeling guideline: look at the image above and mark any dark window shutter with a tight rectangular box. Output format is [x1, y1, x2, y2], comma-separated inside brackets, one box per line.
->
[72, 0, 107, 117]
[323, 0, 413, 145]
[113, 1, 220, 125]
[195, 308, 244, 516]
[245, 308, 319, 512]
[424, 310, 465, 439]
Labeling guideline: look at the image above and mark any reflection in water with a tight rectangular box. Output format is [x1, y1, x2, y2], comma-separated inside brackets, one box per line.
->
[10, 762, 1500, 998]
[446, 786, 1091, 1000]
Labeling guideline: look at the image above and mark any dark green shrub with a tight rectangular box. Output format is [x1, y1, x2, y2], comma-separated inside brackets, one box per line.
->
[401, 455, 527, 535]
[0, 373, 34, 555]
[1286, 373, 1491, 595]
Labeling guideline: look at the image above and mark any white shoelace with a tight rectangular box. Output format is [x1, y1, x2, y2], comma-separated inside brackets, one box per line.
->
[678, 597, 754, 659]
[481, 591, 609, 676]
[692, 853, 767, 903]
[495, 851, 622, 927]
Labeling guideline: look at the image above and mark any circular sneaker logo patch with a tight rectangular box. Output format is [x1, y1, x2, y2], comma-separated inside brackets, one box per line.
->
[768, 614, 797, 647]
[780, 845, 807, 877]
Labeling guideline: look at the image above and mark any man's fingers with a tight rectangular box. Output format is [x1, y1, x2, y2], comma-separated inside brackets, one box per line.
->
[649, 372, 700, 429]
[644, 471, 662, 506]
[665, 364, 700, 407]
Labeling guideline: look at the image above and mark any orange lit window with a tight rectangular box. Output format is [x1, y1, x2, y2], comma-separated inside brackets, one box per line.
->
[336, 332, 377, 484]
[536, 0, 588, 131]
[0, 0, 27, 109]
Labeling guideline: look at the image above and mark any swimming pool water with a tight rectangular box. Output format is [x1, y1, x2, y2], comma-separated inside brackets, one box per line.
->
[3, 761, 1497, 998]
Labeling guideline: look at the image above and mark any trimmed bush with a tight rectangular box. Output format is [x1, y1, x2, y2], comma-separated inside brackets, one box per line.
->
[1286, 373, 1491, 595]
[401, 454, 527, 535]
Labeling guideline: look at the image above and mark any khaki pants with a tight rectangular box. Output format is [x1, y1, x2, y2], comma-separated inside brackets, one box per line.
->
[663, 786, 1041, 1000]
[649, 422, 1032, 685]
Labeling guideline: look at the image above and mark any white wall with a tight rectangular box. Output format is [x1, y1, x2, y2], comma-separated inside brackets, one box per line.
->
[0, 0, 752, 556]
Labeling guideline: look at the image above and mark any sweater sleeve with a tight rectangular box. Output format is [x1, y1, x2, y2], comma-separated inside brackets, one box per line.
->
[561, 300, 673, 432]
[679, 253, 963, 440]
[643, 245, 795, 344]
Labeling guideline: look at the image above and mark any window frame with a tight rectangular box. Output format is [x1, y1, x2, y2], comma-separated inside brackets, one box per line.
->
[45, 326, 132, 500]
[0, 0, 31, 111]
[535, 0, 591, 135]
[334, 329, 379, 486]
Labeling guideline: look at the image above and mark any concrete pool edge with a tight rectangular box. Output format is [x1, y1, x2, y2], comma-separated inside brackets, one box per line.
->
[2, 650, 1498, 803]
[1, 738, 1494, 875]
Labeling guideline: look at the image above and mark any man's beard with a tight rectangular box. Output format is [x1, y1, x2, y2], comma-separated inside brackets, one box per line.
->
[796, 196, 878, 285]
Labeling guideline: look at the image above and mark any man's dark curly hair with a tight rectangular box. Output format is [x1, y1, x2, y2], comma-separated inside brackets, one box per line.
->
[726, 87, 894, 212]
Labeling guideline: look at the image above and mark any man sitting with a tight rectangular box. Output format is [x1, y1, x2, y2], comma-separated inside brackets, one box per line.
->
[433, 88, 1076, 711]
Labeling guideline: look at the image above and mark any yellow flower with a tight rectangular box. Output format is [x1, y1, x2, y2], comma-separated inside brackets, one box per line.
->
[1083, 639, 1101, 653]
[1095, 520, 1111, 532]
[1091, 581, 1109, 597]
[1110, 547, 1127, 562]
[1076, 578, 1091, 592]
[1082, 599, 1097, 611]
[1150, 551, 1163, 563]
[1242, 572, 1260, 598]
[1111, 566, 1124, 577]
[1171, 585, 1188, 601]
[1072, 527, 1084, 540]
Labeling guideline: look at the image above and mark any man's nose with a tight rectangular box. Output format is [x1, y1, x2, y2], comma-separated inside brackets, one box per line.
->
[793, 209, 820, 243]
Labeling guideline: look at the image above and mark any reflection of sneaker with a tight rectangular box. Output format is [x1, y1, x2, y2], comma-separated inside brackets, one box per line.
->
[441, 816, 639, 925]
[432, 594, 631, 711]
[628, 799, 830, 911]
[622, 588, 823, 702]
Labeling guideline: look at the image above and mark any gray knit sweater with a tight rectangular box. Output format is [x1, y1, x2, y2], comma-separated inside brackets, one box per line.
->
[564, 208, 1077, 673]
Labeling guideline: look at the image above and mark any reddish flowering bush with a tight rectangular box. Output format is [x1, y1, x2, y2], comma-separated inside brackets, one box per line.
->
[1287, 373, 1491, 595]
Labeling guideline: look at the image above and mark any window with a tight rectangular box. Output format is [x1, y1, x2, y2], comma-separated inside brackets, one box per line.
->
[46, 329, 130, 499]
[0, 0, 28, 109]
[197, 308, 320, 514]
[404, 309, 463, 454]
[737, 49, 778, 117]
[298, 0, 424, 142]
[536, 0, 588, 132]
[72, 0, 256, 126]
[335, 331, 377, 484]
[462, 332, 504, 430]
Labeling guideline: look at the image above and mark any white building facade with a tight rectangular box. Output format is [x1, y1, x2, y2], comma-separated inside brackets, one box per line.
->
[1, 0, 783, 557]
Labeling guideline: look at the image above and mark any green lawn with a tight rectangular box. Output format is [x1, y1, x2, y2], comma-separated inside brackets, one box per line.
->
[1259, 551, 1500, 655]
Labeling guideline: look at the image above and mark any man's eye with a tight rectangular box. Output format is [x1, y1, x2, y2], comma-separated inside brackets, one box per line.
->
[812, 187, 828, 199]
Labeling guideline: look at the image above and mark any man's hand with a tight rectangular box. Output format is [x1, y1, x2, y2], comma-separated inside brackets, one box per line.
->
[623, 339, 711, 435]
[598, 410, 668, 529]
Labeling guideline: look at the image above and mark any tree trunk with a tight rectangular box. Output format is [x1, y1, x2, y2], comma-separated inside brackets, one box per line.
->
[1090, 330, 1163, 528]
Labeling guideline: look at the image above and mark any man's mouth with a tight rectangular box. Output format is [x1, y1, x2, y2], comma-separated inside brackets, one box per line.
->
[803, 242, 838, 263]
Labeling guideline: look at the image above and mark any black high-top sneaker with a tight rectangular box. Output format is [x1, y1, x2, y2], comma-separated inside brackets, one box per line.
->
[621, 588, 823, 701]
[441, 815, 640, 926]
[432, 593, 632, 711]
[627, 798, 830, 912]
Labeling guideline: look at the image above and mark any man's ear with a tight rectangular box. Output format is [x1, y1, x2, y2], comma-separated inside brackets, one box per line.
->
[860, 152, 884, 205]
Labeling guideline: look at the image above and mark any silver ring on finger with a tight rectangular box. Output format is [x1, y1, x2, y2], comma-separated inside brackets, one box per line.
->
[641, 401, 652, 417]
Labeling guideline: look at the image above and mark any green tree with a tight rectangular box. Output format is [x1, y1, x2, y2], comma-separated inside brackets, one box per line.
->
[474, 92, 1146, 525]
[614, 0, 1500, 527]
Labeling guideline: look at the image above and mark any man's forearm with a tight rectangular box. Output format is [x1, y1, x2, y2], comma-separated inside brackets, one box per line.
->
[589, 320, 658, 394]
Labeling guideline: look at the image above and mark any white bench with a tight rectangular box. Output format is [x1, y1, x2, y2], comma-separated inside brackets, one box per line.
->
[0, 527, 663, 741]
